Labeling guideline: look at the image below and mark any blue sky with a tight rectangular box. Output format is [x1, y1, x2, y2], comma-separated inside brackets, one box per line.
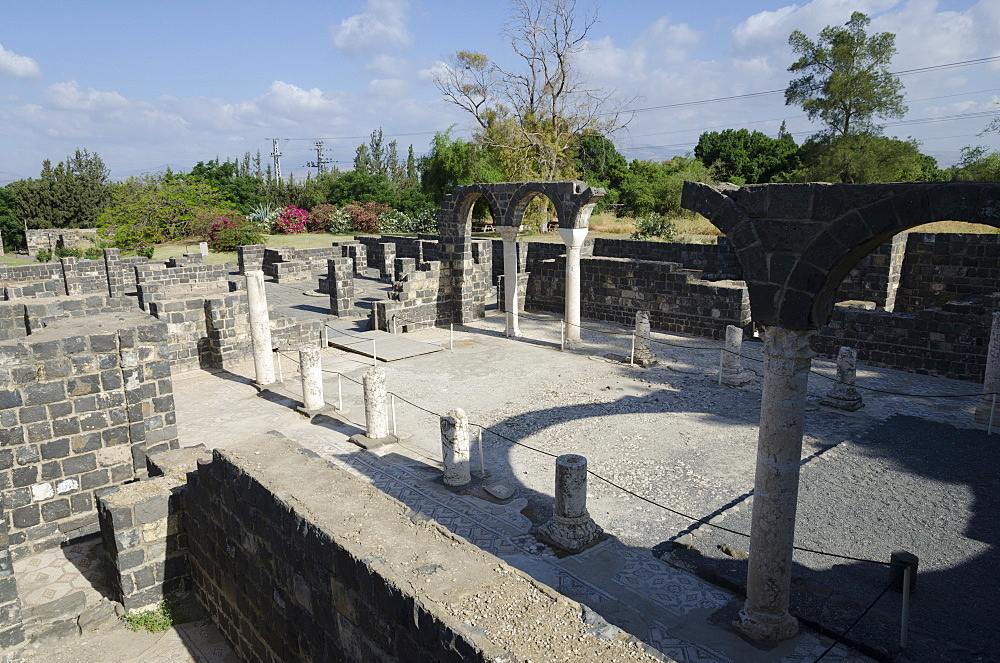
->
[1, 0, 998, 183]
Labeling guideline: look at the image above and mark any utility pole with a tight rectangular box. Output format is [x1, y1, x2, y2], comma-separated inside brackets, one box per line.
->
[268, 138, 283, 181]
[305, 140, 333, 176]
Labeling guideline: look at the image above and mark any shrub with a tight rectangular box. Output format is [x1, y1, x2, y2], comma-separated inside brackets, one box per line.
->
[273, 206, 310, 234]
[378, 208, 437, 234]
[631, 213, 677, 242]
[35, 249, 52, 263]
[209, 215, 264, 252]
[84, 247, 103, 260]
[54, 246, 84, 259]
[309, 204, 339, 233]
[136, 245, 155, 259]
[121, 600, 182, 633]
[342, 201, 389, 234]
[246, 204, 278, 234]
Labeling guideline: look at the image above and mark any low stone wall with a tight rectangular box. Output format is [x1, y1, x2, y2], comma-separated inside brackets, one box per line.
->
[527, 256, 751, 339]
[892, 233, 1000, 314]
[0, 506, 25, 650]
[262, 246, 342, 283]
[135, 262, 238, 311]
[815, 297, 997, 381]
[373, 260, 454, 331]
[0, 296, 139, 342]
[180, 435, 663, 663]
[356, 236, 396, 280]
[25, 229, 98, 258]
[0, 312, 178, 558]
[592, 237, 742, 280]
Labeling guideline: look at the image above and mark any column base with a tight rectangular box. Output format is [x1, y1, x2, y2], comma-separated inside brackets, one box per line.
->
[720, 369, 754, 386]
[974, 396, 999, 426]
[537, 514, 604, 553]
[821, 386, 863, 411]
[733, 604, 799, 642]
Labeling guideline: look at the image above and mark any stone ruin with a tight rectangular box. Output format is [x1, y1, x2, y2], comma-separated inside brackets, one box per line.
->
[0, 179, 997, 658]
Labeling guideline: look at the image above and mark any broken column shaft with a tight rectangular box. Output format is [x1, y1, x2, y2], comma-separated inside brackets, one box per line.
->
[633, 311, 656, 366]
[245, 270, 275, 386]
[736, 325, 815, 642]
[299, 345, 324, 411]
[440, 408, 471, 486]
[720, 324, 752, 386]
[538, 454, 603, 553]
[362, 366, 390, 439]
[821, 346, 863, 411]
[975, 312, 1000, 428]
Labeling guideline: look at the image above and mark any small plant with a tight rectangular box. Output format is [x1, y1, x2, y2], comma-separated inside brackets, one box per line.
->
[121, 600, 179, 633]
[35, 249, 52, 263]
[341, 201, 389, 234]
[209, 214, 264, 251]
[307, 203, 337, 232]
[54, 246, 84, 259]
[273, 206, 310, 234]
[631, 213, 677, 242]
[246, 204, 279, 233]
[84, 246, 103, 260]
[136, 245, 155, 260]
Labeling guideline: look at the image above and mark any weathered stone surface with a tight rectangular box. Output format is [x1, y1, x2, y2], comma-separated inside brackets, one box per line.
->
[821, 346, 863, 411]
[537, 454, 603, 554]
[440, 408, 471, 487]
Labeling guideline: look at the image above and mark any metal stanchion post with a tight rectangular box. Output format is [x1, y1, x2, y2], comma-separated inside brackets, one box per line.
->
[477, 429, 485, 478]
[450, 324, 454, 350]
[630, 333, 635, 366]
[391, 394, 397, 436]
[560, 321, 565, 351]
[989, 393, 997, 436]
[322, 326, 328, 347]
[372, 339, 377, 366]
[337, 373, 343, 411]
[275, 350, 283, 382]
[392, 316, 397, 336]
[900, 566, 911, 649]
[717, 350, 724, 386]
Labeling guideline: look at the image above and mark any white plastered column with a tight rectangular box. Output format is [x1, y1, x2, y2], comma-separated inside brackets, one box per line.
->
[736, 325, 815, 642]
[245, 270, 275, 386]
[975, 312, 1000, 428]
[558, 227, 588, 348]
[498, 225, 522, 338]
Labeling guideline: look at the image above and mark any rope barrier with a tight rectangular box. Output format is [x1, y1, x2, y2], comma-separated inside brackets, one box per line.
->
[811, 578, 898, 662]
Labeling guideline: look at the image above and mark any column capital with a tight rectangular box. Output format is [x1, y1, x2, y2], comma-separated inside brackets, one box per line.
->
[497, 225, 521, 242]
[557, 227, 589, 249]
[761, 325, 816, 362]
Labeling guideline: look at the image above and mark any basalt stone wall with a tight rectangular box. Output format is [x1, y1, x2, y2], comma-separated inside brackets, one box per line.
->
[815, 297, 997, 382]
[591, 238, 743, 280]
[0, 263, 63, 301]
[372, 260, 456, 332]
[356, 237, 396, 280]
[60, 257, 109, 296]
[25, 230, 98, 258]
[382, 236, 442, 264]
[0, 314, 178, 559]
[135, 263, 239, 311]
[236, 245, 266, 275]
[0, 296, 140, 342]
[185, 436, 663, 663]
[0, 506, 24, 651]
[262, 246, 343, 282]
[891, 233, 1000, 314]
[527, 256, 751, 339]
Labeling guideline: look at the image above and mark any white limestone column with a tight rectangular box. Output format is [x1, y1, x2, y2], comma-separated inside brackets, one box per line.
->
[199, 241, 209, 257]
[975, 312, 1000, 427]
[821, 346, 863, 411]
[440, 408, 471, 486]
[362, 366, 390, 439]
[499, 226, 522, 338]
[299, 345, 324, 411]
[634, 311, 656, 366]
[245, 270, 275, 386]
[720, 325, 752, 386]
[558, 228, 589, 348]
[736, 325, 815, 642]
[537, 454, 603, 553]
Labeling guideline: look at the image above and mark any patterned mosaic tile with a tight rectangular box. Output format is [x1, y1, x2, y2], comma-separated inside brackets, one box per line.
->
[15, 539, 109, 608]
[646, 620, 732, 663]
[612, 548, 730, 616]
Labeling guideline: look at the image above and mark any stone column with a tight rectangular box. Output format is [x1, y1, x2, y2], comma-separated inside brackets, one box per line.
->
[558, 228, 588, 348]
[720, 325, 752, 386]
[362, 366, 389, 439]
[299, 345, 324, 411]
[199, 241, 209, 258]
[498, 226, 522, 338]
[245, 270, 275, 386]
[538, 454, 603, 553]
[633, 311, 656, 366]
[440, 408, 471, 486]
[821, 346, 863, 411]
[736, 325, 815, 642]
[975, 312, 1000, 427]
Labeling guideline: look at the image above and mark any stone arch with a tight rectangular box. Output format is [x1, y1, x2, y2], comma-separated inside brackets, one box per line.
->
[504, 187, 557, 231]
[682, 181, 1000, 330]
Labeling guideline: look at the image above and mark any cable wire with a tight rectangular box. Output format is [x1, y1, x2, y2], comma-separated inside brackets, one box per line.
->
[812, 578, 898, 662]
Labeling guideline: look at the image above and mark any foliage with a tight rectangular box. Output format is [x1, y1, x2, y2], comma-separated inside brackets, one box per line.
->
[326, 170, 397, 207]
[121, 600, 179, 633]
[84, 246, 103, 260]
[378, 208, 437, 234]
[245, 204, 279, 234]
[7, 150, 110, 231]
[952, 146, 1000, 181]
[308, 204, 339, 232]
[53, 246, 83, 259]
[208, 214, 263, 251]
[0, 186, 24, 251]
[786, 12, 906, 139]
[694, 125, 801, 185]
[181, 157, 266, 214]
[98, 175, 234, 251]
[420, 128, 505, 204]
[631, 213, 677, 241]
[273, 206, 310, 234]
[618, 156, 717, 217]
[341, 201, 389, 234]
[136, 245, 155, 259]
[575, 133, 629, 211]
[35, 249, 52, 263]
[434, 0, 629, 181]
[799, 133, 935, 184]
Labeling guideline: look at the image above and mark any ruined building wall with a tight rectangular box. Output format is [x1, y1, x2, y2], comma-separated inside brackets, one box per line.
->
[24, 229, 98, 258]
[891, 233, 1000, 313]
[527, 256, 751, 339]
[0, 313, 178, 559]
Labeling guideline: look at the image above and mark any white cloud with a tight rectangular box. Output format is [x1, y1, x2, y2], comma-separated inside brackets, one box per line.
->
[365, 54, 411, 77]
[45, 80, 129, 111]
[332, 0, 413, 56]
[0, 44, 41, 79]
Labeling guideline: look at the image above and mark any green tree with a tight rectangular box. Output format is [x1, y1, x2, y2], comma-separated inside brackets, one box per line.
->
[575, 133, 628, 209]
[182, 158, 265, 213]
[8, 150, 110, 230]
[420, 129, 505, 204]
[619, 156, 716, 217]
[786, 12, 906, 139]
[0, 186, 25, 251]
[799, 133, 935, 184]
[694, 125, 801, 185]
[326, 170, 397, 207]
[951, 145, 1000, 181]
[98, 175, 234, 250]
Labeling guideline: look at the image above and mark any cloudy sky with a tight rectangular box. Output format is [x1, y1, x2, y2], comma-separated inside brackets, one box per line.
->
[1, 0, 998, 184]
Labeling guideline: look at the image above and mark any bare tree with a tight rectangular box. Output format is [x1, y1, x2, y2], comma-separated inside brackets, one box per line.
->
[434, 0, 630, 181]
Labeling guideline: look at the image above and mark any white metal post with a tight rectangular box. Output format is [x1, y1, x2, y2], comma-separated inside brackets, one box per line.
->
[338, 373, 343, 411]
[630, 333, 635, 366]
[275, 350, 283, 383]
[900, 566, 912, 649]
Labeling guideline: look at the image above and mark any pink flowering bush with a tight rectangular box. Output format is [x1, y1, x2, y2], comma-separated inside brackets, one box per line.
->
[273, 206, 310, 234]
[208, 215, 263, 251]
[308, 204, 338, 233]
[342, 201, 390, 234]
